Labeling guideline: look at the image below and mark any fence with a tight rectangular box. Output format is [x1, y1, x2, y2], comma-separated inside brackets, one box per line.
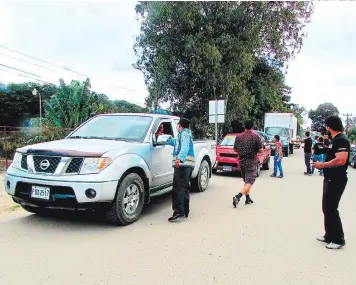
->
[0, 126, 72, 173]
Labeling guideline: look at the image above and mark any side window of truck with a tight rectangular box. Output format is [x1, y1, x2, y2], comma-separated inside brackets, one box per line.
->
[154, 120, 175, 138]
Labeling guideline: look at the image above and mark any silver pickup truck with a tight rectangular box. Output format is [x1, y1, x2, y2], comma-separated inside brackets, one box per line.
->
[4, 113, 216, 225]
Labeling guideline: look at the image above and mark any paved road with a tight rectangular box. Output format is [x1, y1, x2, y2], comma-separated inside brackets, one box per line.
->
[1, 150, 356, 285]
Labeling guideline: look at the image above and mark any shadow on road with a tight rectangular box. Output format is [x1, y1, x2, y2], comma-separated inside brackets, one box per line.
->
[2, 191, 177, 230]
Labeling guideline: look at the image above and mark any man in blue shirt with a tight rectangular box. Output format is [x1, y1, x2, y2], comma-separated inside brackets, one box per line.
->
[167, 118, 195, 222]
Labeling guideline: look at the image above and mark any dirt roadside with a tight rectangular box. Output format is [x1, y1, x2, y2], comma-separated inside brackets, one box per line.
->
[0, 173, 22, 215]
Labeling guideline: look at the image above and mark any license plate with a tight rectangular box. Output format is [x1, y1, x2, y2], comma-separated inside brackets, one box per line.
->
[223, 165, 232, 171]
[31, 186, 50, 200]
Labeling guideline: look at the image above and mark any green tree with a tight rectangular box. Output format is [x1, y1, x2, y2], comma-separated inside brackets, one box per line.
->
[45, 79, 100, 128]
[309, 103, 339, 135]
[0, 82, 56, 126]
[348, 128, 356, 143]
[134, 1, 314, 136]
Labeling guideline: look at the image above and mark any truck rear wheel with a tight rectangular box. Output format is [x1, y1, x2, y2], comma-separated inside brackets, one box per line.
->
[106, 173, 145, 226]
[191, 160, 210, 192]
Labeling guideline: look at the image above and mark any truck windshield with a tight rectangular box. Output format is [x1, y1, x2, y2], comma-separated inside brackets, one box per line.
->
[68, 115, 153, 142]
[220, 135, 236, 146]
[265, 127, 289, 137]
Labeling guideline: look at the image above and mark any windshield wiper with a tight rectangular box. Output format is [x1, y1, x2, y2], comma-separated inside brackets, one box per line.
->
[68, 136, 90, 139]
[68, 136, 131, 141]
[113, 137, 131, 142]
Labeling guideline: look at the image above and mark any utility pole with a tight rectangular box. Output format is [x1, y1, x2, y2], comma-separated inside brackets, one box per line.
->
[343, 113, 352, 135]
[32, 88, 42, 127]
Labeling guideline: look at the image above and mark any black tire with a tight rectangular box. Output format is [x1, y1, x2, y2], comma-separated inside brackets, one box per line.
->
[256, 162, 261, 177]
[262, 157, 270, 170]
[212, 168, 217, 174]
[191, 160, 210, 192]
[106, 173, 145, 226]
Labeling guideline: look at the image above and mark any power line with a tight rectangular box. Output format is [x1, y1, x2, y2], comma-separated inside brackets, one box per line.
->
[0, 51, 54, 72]
[0, 63, 41, 77]
[0, 69, 53, 85]
[0, 45, 90, 78]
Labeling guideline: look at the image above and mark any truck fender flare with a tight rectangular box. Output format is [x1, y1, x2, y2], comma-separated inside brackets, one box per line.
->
[112, 153, 151, 189]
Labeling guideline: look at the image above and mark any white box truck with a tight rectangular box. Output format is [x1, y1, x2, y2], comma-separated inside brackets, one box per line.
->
[264, 113, 298, 157]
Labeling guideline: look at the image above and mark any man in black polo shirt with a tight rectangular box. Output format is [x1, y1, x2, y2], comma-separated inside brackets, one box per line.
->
[312, 115, 350, 249]
[303, 132, 313, 175]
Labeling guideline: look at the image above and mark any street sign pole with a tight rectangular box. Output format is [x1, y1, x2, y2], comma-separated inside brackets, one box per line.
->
[209, 99, 225, 143]
[214, 88, 218, 144]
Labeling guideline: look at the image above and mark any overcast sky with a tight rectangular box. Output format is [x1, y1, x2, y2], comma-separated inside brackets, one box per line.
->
[1, 1, 355, 122]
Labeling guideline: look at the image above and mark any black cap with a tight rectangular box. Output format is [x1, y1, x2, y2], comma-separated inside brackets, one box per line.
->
[178, 118, 190, 128]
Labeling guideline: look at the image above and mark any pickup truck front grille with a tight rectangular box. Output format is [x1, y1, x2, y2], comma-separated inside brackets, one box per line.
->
[66, 158, 84, 173]
[33, 156, 61, 174]
[21, 154, 28, 170]
[220, 153, 238, 158]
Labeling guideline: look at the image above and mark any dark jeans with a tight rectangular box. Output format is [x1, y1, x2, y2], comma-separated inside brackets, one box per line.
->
[289, 143, 293, 154]
[172, 167, 193, 216]
[272, 156, 283, 177]
[304, 152, 312, 174]
[322, 178, 347, 244]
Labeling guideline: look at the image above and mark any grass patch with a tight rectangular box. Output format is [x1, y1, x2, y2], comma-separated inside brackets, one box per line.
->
[10, 204, 21, 211]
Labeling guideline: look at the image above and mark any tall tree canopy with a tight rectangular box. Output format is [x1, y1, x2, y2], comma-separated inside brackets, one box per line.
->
[309, 103, 339, 134]
[134, 1, 314, 135]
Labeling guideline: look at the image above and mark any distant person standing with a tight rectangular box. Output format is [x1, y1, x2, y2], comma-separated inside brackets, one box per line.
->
[311, 136, 325, 176]
[293, 131, 313, 175]
[313, 135, 319, 146]
[233, 120, 263, 207]
[303, 132, 313, 175]
[312, 115, 350, 249]
[270, 135, 284, 178]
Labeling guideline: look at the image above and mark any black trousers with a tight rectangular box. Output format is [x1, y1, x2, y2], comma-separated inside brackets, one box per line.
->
[322, 178, 347, 244]
[172, 167, 193, 216]
[289, 143, 294, 154]
[304, 153, 312, 174]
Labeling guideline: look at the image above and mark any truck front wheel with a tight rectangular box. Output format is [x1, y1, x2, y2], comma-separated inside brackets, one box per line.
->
[106, 173, 145, 226]
[191, 160, 210, 192]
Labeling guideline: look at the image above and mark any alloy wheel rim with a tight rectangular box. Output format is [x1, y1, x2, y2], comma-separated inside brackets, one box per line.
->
[123, 184, 140, 215]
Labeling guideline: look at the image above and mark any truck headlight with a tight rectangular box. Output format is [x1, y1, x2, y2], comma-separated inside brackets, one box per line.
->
[11, 152, 22, 169]
[79, 157, 112, 174]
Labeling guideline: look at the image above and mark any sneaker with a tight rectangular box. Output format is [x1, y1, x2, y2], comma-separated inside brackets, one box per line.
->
[233, 196, 240, 208]
[316, 236, 329, 243]
[277, 175, 283, 178]
[168, 214, 184, 222]
[270, 174, 276, 178]
[326, 242, 345, 250]
[245, 198, 254, 205]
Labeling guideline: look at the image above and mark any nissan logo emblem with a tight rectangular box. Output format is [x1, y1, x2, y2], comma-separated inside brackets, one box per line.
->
[39, 159, 50, 170]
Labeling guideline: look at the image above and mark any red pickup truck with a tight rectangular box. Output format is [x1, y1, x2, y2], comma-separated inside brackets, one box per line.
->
[213, 131, 271, 176]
